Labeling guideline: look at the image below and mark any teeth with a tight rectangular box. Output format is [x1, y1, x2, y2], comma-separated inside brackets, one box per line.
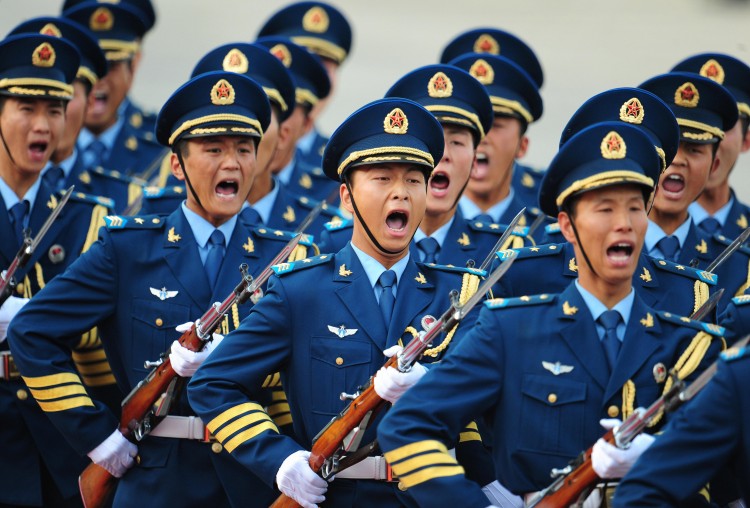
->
[476, 154, 488, 162]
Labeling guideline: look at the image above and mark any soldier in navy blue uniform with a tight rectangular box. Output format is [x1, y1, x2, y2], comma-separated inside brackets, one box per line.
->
[440, 27, 547, 212]
[614, 343, 750, 506]
[63, 1, 166, 179]
[672, 54, 750, 242]
[377, 121, 725, 507]
[0, 33, 118, 508]
[6, 71, 317, 507]
[188, 98, 489, 508]
[639, 72, 750, 313]
[258, 1, 353, 169]
[720, 293, 750, 345]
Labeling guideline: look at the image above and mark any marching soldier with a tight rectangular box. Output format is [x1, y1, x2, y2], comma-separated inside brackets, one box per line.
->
[188, 98, 486, 507]
[377, 121, 724, 506]
[7, 71, 315, 506]
[0, 33, 114, 508]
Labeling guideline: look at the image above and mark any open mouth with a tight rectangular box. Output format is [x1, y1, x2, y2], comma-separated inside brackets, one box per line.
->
[606, 242, 635, 266]
[89, 91, 109, 116]
[472, 152, 489, 179]
[215, 179, 239, 199]
[660, 173, 685, 196]
[28, 141, 49, 162]
[385, 210, 408, 232]
[429, 171, 450, 195]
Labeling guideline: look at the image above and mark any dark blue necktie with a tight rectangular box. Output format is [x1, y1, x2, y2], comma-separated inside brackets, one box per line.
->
[418, 237, 440, 264]
[598, 310, 622, 371]
[240, 206, 262, 226]
[475, 214, 494, 223]
[85, 139, 106, 169]
[656, 235, 679, 262]
[42, 166, 65, 193]
[699, 217, 721, 235]
[9, 201, 29, 246]
[378, 270, 397, 326]
[204, 230, 226, 290]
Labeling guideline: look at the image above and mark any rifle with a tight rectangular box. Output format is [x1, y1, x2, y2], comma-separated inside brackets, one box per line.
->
[705, 226, 750, 273]
[1, 186, 73, 306]
[525, 294, 735, 508]
[270, 248, 520, 508]
[78, 213, 319, 508]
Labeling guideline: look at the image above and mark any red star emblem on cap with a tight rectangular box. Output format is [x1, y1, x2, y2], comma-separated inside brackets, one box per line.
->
[216, 82, 231, 99]
[606, 134, 621, 152]
[681, 85, 695, 101]
[42, 28, 56, 36]
[479, 39, 492, 52]
[37, 45, 52, 61]
[626, 100, 641, 118]
[433, 76, 448, 91]
[474, 64, 488, 77]
[96, 11, 109, 24]
[389, 110, 405, 128]
[705, 64, 719, 78]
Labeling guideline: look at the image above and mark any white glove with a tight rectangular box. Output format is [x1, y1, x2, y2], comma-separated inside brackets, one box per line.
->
[0, 296, 29, 342]
[276, 450, 328, 508]
[87, 429, 138, 478]
[169, 321, 224, 377]
[373, 345, 427, 404]
[591, 418, 655, 479]
[482, 480, 523, 508]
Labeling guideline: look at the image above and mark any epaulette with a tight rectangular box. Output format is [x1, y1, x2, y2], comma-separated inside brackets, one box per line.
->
[720, 345, 750, 362]
[295, 167, 329, 190]
[123, 129, 162, 151]
[272, 253, 333, 276]
[324, 217, 353, 231]
[498, 243, 564, 261]
[467, 220, 529, 238]
[656, 311, 725, 337]
[650, 258, 718, 285]
[420, 263, 486, 278]
[90, 166, 145, 186]
[713, 233, 750, 256]
[142, 185, 186, 200]
[67, 191, 115, 209]
[252, 226, 314, 247]
[103, 214, 165, 230]
[731, 294, 750, 306]
[544, 222, 560, 235]
[484, 293, 556, 310]
[296, 195, 347, 219]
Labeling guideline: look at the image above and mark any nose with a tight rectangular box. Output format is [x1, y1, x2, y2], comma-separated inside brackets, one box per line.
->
[31, 110, 51, 134]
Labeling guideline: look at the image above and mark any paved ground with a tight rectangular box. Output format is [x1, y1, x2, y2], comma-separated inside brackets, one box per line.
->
[2, 0, 749, 201]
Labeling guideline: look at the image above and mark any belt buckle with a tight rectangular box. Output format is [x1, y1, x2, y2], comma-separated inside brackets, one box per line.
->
[2, 352, 20, 381]
[385, 461, 397, 482]
[202, 426, 217, 443]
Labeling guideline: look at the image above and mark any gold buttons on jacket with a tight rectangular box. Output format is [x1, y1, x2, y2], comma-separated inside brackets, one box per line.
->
[16, 283, 24, 295]
[16, 389, 28, 400]
[211, 443, 223, 454]
[335, 357, 344, 366]
[155, 318, 163, 327]
[607, 405, 619, 418]
[547, 393, 557, 404]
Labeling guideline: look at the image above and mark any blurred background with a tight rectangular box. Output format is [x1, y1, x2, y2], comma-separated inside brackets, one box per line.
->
[2, 0, 749, 200]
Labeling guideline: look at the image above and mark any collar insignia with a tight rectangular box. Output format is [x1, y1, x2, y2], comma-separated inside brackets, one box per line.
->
[282, 206, 296, 223]
[640, 312, 654, 328]
[167, 227, 181, 243]
[640, 266, 652, 282]
[457, 232, 470, 246]
[695, 239, 708, 254]
[150, 287, 178, 301]
[415, 272, 427, 284]
[339, 264, 352, 277]
[47, 194, 58, 209]
[563, 301, 578, 316]
[568, 257, 578, 273]
[328, 324, 357, 338]
[737, 214, 748, 228]
[299, 173, 312, 189]
[542, 361, 574, 376]
[243, 237, 254, 253]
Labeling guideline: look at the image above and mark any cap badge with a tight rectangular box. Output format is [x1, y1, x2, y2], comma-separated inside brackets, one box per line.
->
[700, 59, 725, 85]
[428, 71, 453, 98]
[619, 98, 644, 124]
[32, 42, 56, 67]
[90, 7, 114, 31]
[302, 6, 329, 33]
[383, 108, 408, 134]
[269, 44, 292, 68]
[474, 34, 500, 54]
[39, 23, 62, 38]
[223, 48, 249, 74]
[469, 58, 494, 85]
[675, 82, 700, 108]
[211, 79, 235, 105]
[601, 131, 627, 159]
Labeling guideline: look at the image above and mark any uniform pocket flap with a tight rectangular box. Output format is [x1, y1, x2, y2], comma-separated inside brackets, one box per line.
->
[522, 374, 587, 407]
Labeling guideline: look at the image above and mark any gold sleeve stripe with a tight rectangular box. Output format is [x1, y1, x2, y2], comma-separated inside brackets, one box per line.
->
[74, 361, 113, 376]
[207, 402, 263, 434]
[82, 204, 109, 254]
[82, 373, 116, 386]
[29, 383, 88, 401]
[266, 402, 290, 417]
[391, 451, 458, 476]
[273, 414, 293, 427]
[76, 328, 100, 349]
[270, 388, 288, 402]
[459, 429, 482, 443]
[398, 465, 466, 489]
[72, 348, 108, 363]
[464, 421, 478, 431]
[223, 421, 278, 453]
[384, 439, 449, 464]
[262, 372, 281, 388]
[214, 411, 275, 443]
[37, 395, 94, 412]
[22, 372, 84, 388]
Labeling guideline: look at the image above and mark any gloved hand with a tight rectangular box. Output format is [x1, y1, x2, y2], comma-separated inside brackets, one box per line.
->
[0, 296, 29, 342]
[591, 418, 655, 479]
[87, 429, 138, 478]
[276, 450, 328, 508]
[482, 480, 523, 508]
[373, 345, 427, 404]
[169, 321, 224, 377]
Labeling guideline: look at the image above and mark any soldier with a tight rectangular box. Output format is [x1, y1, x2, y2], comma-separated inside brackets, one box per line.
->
[63, 1, 166, 179]
[672, 54, 750, 241]
[377, 121, 724, 506]
[613, 343, 750, 506]
[7, 71, 316, 506]
[188, 98, 487, 507]
[639, 72, 749, 312]
[258, 1, 353, 168]
[440, 27, 546, 211]
[0, 33, 114, 508]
